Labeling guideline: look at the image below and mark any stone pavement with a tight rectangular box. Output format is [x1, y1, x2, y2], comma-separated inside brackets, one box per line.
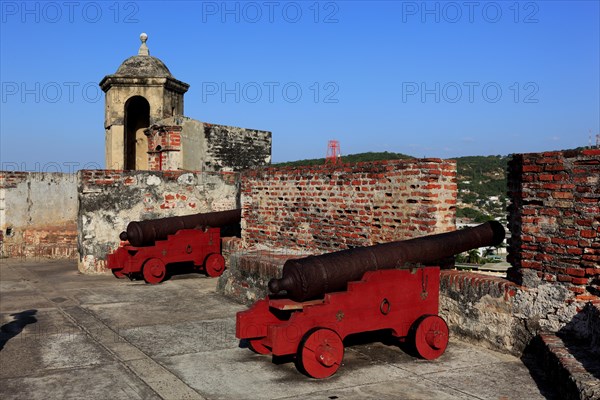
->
[0, 259, 556, 400]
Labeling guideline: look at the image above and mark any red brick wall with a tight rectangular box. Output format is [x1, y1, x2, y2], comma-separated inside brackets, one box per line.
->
[241, 159, 456, 252]
[1, 225, 78, 259]
[0, 171, 30, 188]
[508, 149, 600, 297]
[145, 125, 182, 171]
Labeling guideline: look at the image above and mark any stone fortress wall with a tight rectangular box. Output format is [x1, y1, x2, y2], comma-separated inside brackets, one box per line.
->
[2, 149, 598, 359]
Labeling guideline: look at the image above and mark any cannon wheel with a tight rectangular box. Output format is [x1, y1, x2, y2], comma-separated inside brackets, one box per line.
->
[204, 253, 225, 277]
[142, 258, 166, 284]
[111, 269, 127, 279]
[411, 315, 449, 360]
[297, 328, 344, 379]
[248, 338, 271, 355]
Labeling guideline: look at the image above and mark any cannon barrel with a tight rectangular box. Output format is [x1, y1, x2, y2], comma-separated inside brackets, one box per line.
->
[121, 208, 241, 247]
[268, 221, 505, 302]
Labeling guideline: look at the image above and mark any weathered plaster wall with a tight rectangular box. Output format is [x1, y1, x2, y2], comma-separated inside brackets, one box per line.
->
[241, 159, 456, 252]
[217, 249, 311, 304]
[145, 116, 272, 173]
[77, 169, 239, 274]
[0, 172, 78, 259]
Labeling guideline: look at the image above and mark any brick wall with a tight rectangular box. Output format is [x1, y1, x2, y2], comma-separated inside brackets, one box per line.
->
[146, 125, 183, 171]
[0, 172, 78, 259]
[241, 159, 456, 252]
[77, 169, 239, 273]
[508, 149, 600, 298]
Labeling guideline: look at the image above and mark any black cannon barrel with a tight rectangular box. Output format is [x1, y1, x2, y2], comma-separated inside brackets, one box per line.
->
[122, 208, 242, 247]
[268, 221, 505, 302]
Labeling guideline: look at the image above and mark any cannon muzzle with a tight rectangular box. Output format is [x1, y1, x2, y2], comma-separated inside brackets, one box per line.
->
[122, 208, 242, 247]
[268, 221, 505, 302]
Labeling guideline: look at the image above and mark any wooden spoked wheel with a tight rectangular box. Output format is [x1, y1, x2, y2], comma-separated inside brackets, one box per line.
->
[142, 258, 166, 284]
[412, 315, 449, 360]
[297, 328, 344, 379]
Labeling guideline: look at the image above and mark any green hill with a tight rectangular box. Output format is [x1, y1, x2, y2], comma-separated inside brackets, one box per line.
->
[276, 151, 413, 167]
[275, 152, 509, 222]
[455, 155, 509, 222]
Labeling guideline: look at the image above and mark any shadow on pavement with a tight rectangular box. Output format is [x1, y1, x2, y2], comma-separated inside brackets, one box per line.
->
[0, 309, 38, 351]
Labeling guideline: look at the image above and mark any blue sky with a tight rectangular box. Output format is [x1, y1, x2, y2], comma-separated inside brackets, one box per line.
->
[1, 1, 598, 170]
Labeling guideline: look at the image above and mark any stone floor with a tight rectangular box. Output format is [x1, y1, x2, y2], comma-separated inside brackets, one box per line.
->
[0, 259, 557, 399]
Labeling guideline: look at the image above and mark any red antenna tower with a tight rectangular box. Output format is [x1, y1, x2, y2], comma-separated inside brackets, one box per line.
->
[325, 140, 341, 165]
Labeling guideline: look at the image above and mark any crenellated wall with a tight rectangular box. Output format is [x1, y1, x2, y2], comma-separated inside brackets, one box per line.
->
[437, 148, 600, 357]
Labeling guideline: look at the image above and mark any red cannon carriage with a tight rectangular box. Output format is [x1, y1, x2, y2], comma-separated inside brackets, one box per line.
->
[107, 227, 225, 284]
[236, 221, 505, 378]
[236, 266, 447, 378]
[106, 209, 241, 284]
